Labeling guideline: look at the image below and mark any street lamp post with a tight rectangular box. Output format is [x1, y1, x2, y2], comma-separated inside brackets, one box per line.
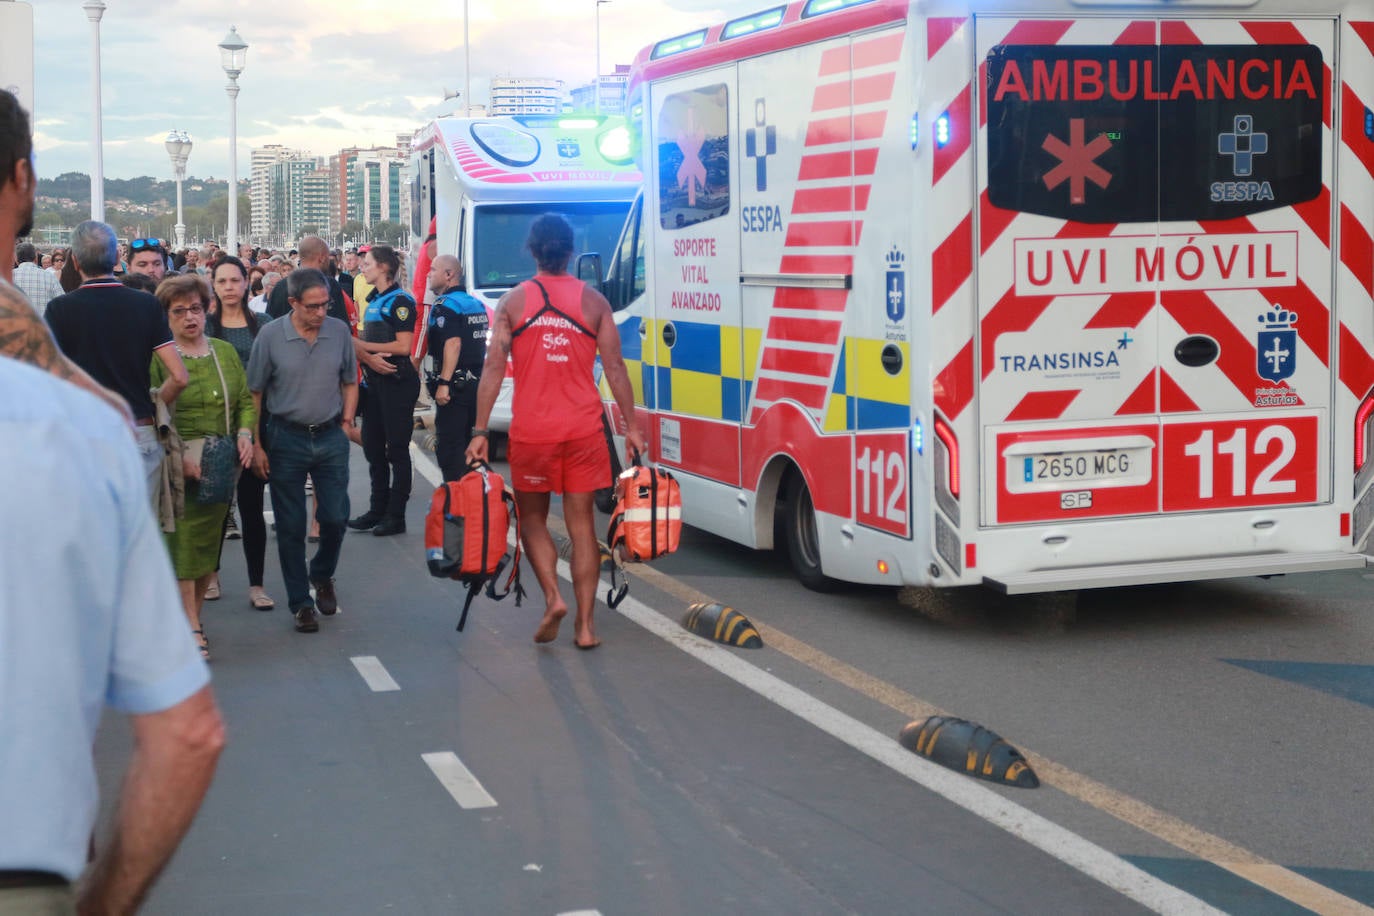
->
[218, 26, 248, 252]
[463, 0, 471, 117]
[595, 0, 611, 114]
[164, 130, 192, 251]
[83, 0, 106, 220]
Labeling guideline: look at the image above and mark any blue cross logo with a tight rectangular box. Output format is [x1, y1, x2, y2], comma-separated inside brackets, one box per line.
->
[1117, 332, 1133, 350]
[745, 98, 776, 192]
[557, 139, 580, 159]
[1218, 115, 1268, 178]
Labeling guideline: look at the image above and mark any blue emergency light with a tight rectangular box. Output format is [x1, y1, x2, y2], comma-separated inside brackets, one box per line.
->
[1366, 107, 1374, 141]
[911, 420, 924, 456]
[910, 113, 919, 150]
[935, 112, 952, 148]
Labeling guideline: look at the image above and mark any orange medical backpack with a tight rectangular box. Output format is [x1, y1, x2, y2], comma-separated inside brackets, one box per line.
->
[604, 455, 682, 607]
[425, 462, 524, 630]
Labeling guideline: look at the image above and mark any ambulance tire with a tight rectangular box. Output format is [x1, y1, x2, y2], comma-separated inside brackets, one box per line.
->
[781, 472, 841, 592]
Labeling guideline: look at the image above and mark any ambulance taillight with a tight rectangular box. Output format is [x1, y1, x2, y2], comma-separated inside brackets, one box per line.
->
[1355, 391, 1374, 472]
[933, 415, 960, 499]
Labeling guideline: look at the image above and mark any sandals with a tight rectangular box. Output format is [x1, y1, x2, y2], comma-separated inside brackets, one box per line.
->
[249, 590, 276, 611]
[192, 628, 210, 661]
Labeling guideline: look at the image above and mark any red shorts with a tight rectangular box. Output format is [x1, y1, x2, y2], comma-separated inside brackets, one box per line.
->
[508, 430, 610, 493]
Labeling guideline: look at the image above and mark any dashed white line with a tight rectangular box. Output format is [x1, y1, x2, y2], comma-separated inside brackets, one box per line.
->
[350, 655, 400, 692]
[422, 751, 498, 809]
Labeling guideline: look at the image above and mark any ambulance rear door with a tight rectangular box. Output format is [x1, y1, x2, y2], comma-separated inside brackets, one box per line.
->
[974, 17, 1333, 527]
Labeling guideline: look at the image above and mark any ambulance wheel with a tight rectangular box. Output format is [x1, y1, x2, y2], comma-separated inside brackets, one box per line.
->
[781, 472, 840, 592]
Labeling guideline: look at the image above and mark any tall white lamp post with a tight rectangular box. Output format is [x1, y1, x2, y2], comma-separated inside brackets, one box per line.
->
[463, 0, 471, 117]
[165, 130, 192, 250]
[218, 26, 247, 252]
[83, 0, 106, 220]
[595, 0, 611, 114]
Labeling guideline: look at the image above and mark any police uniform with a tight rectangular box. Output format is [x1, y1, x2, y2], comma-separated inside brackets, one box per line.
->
[427, 286, 489, 481]
[359, 284, 421, 531]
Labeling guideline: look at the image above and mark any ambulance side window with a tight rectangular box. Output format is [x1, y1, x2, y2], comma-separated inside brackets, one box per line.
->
[658, 84, 731, 230]
[606, 195, 644, 312]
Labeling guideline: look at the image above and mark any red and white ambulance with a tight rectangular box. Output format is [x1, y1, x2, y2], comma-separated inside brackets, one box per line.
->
[600, 0, 1374, 592]
[408, 114, 641, 431]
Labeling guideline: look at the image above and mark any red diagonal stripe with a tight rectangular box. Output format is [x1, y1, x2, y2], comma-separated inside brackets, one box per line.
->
[767, 316, 844, 345]
[761, 348, 834, 377]
[933, 84, 971, 186]
[928, 17, 966, 60]
[806, 115, 852, 146]
[1294, 186, 1332, 248]
[774, 288, 848, 313]
[1116, 369, 1157, 416]
[935, 340, 975, 420]
[1243, 22, 1333, 128]
[1160, 21, 1202, 44]
[1115, 21, 1155, 45]
[799, 151, 852, 181]
[1000, 20, 1073, 45]
[1353, 22, 1374, 58]
[819, 46, 850, 78]
[854, 73, 897, 106]
[780, 254, 853, 275]
[1005, 389, 1080, 422]
[1160, 290, 1256, 402]
[1159, 368, 1202, 414]
[1085, 292, 1155, 330]
[932, 213, 972, 314]
[1340, 324, 1374, 398]
[753, 377, 829, 408]
[854, 30, 904, 69]
[854, 112, 886, 142]
[812, 81, 853, 112]
[1342, 203, 1374, 297]
[979, 188, 1017, 254]
[981, 288, 1054, 379]
[793, 186, 852, 214]
[784, 220, 854, 248]
[1258, 279, 1332, 367]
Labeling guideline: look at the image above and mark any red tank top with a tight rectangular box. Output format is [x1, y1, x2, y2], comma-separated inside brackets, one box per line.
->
[508, 275, 603, 444]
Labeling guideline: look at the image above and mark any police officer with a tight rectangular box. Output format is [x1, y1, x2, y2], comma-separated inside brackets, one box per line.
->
[424, 254, 489, 481]
[347, 244, 420, 537]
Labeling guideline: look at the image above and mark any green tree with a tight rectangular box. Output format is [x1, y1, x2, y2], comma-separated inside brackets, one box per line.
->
[371, 220, 404, 245]
[341, 220, 366, 245]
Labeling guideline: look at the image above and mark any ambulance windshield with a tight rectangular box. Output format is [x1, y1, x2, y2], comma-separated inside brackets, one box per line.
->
[472, 201, 633, 290]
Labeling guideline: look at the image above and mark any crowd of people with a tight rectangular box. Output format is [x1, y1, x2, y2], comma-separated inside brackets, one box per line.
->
[0, 84, 645, 911]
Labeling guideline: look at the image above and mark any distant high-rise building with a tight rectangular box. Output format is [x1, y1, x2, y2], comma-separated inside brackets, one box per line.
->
[572, 64, 630, 115]
[250, 144, 299, 242]
[489, 77, 565, 115]
[346, 149, 407, 233]
[270, 156, 331, 244]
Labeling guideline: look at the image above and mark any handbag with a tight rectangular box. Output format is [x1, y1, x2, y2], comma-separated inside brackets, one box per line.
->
[189, 344, 241, 505]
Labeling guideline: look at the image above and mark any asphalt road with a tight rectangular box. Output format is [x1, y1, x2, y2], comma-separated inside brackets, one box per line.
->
[90, 442, 1374, 915]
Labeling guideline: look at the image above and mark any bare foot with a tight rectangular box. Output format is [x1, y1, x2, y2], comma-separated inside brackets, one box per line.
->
[574, 623, 600, 650]
[533, 604, 567, 643]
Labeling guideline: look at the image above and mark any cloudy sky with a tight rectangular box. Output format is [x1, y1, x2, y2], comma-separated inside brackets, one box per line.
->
[26, 0, 761, 180]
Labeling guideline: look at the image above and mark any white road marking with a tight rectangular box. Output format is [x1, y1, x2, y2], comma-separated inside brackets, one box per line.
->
[556, 911, 602, 915]
[422, 751, 498, 809]
[407, 446, 1217, 914]
[350, 655, 400, 692]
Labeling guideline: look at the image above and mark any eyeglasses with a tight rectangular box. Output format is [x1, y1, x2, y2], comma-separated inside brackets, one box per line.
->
[170, 305, 206, 317]
[131, 238, 167, 254]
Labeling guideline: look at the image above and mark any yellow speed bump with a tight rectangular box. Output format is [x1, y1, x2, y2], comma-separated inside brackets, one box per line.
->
[683, 602, 763, 649]
[899, 717, 1039, 789]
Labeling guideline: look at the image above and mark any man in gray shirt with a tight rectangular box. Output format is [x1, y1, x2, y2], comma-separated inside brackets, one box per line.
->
[247, 268, 360, 634]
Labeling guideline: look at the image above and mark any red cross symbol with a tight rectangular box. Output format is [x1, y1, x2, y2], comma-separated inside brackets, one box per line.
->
[1042, 119, 1112, 205]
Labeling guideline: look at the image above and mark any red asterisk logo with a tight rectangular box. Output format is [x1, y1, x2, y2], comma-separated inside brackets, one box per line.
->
[1042, 119, 1112, 205]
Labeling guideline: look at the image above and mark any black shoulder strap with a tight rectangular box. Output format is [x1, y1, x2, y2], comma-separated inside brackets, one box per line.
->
[510, 279, 596, 339]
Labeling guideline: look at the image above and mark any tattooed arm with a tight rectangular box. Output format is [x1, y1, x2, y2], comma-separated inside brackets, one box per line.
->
[0, 280, 134, 425]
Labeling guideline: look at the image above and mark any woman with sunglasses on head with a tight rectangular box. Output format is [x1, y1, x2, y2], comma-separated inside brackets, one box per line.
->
[203, 256, 276, 611]
[151, 275, 256, 660]
[347, 244, 419, 536]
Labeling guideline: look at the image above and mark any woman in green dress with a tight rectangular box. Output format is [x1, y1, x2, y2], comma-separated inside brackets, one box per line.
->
[152, 274, 256, 660]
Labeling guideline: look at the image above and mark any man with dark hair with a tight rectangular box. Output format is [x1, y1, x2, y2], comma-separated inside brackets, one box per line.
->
[267, 234, 390, 374]
[247, 268, 361, 634]
[46, 220, 189, 503]
[126, 237, 169, 283]
[12, 240, 62, 313]
[467, 213, 646, 649]
[0, 89, 133, 424]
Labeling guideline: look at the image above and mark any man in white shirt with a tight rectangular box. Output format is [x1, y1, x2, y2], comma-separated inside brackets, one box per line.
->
[12, 241, 62, 313]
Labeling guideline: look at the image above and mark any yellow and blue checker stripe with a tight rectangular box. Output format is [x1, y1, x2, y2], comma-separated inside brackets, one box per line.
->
[835, 338, 911, 431]
[612, 318, 909, 431]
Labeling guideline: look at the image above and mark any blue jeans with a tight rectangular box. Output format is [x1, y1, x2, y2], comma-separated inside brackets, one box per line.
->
[265, 420, 350, 612]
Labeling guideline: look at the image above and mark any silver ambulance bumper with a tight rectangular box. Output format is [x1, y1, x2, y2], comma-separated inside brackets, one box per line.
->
[984, 551, 1368, 594]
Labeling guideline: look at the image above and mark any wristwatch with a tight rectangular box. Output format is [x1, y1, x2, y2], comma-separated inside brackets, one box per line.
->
[471, 428, 490, 439]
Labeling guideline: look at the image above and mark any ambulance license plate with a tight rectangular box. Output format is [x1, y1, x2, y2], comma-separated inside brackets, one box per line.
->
[1022, 450, 1134, 485]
